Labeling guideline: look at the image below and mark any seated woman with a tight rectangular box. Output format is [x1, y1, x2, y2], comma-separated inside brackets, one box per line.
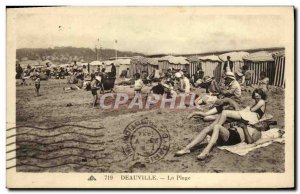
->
[215, 88, 267, 127]
[175, 119, 271, 160]
[188, 97, 240, 121]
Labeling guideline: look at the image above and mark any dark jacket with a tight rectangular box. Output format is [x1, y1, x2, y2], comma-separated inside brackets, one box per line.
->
[223, 60, 234, 72]
[111, 65, 116, 77]
[111, 65, 116, 73]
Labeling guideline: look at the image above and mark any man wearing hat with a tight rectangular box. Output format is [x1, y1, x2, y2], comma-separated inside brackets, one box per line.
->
[221, 72, 241, 99]
[175, 72, 190, 94]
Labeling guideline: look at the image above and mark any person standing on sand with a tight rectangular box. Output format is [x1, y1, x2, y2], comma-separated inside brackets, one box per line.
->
[91, 74, 101, 107]
[87, 63, 90, 74]
[34, 73, 41, 96]
[223, 56, 234, 73]
[111, 63, 116, 77]
[126, 68, 130, 78]
[16, 63, 23, 79]
[134, 73, 144, 94]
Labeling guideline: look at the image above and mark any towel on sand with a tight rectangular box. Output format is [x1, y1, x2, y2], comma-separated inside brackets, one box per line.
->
[217, 128, 284, 156]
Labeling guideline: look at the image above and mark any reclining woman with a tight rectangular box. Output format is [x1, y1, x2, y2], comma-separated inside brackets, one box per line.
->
[176, 88, 267, 159]
[175, 118, 271, 160]
[188, 97, 240, 121]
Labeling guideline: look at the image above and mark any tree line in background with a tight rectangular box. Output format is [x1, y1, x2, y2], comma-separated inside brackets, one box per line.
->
[16, 47, 144, 63]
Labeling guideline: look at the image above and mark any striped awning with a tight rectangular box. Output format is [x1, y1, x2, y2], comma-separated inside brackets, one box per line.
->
[273, 51, 285, 87]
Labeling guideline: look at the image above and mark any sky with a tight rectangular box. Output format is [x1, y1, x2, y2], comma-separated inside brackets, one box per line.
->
[11, 7, 287, 55]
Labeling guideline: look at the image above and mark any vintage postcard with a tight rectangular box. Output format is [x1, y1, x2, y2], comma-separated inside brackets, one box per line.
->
[6, 6, 294, 188]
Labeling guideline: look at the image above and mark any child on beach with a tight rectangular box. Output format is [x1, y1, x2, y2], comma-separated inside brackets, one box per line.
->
[134, 73, 144, 94]
[242, 65, 253, 87]
[34, 73, 41, 96]
[91, 74, 101, 107]
[258, 71, 269, 93]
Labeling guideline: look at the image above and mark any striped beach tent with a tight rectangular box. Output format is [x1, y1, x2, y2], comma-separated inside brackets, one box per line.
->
[130, 56, 147, 76]
[243, 51, 275, 85]
[145, 58, 159, 75]
[187, 56, 202, 77]
[198, 55, 222, 82]
[158, 56, 190, 73]
[89, 60, 118, 73]
[89, 60, 102, 72]
[113, 58, 131, 76]
[158, 56, 174, 72]
[272, 51, 285, 87]
[219, 51, 250, 73]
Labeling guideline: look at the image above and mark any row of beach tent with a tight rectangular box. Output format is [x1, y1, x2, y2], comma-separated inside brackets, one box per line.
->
[87, 58, 131, 75]
[128, 51, 285, 87]
[18, 50, 286, 87]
